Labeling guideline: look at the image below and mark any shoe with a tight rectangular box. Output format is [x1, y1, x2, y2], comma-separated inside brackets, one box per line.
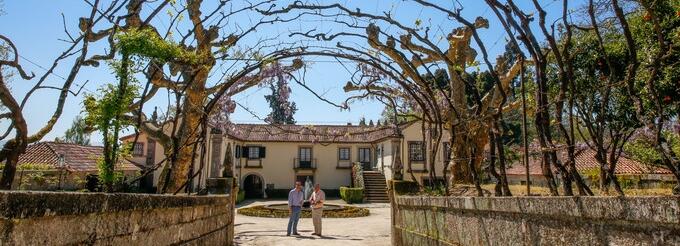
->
[292, 233, 300, 236]
[311, 233, 317, 236]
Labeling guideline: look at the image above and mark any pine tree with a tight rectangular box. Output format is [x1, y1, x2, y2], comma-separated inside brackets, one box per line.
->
[55, 116, 91, 145]
[264, 77, 297, 124]
[359, 117, 367, 126]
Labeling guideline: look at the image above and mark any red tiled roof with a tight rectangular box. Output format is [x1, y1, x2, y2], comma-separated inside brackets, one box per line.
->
[505, 147, 671, 176]
[17, 142, 140, 172]
[505, 154, 546, 176]
[574, 149, 672, 175]
[224, 123, 401, 143]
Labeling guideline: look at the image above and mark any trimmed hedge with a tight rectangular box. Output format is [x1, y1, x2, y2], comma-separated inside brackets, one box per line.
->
[340, 187, 364, 204]
[393, 180, 420, 195]
[238, 205, 369, 218]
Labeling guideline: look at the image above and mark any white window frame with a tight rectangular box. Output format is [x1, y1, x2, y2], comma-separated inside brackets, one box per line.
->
[248, 147, 260, 159]
[338, 147, 350, 161]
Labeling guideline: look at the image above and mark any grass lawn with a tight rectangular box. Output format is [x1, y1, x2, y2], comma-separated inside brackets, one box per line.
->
[480, 184, 674, 196]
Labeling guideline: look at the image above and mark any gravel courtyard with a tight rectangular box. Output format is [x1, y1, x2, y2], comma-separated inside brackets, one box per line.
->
[234, 199, 391, 246]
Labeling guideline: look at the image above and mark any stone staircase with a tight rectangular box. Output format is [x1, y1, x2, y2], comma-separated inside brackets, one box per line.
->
[362, 171, 389, 203]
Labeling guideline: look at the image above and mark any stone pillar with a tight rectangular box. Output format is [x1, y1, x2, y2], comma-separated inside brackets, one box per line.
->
[391, 139, 403, 181]
[387, 180, 402, 246]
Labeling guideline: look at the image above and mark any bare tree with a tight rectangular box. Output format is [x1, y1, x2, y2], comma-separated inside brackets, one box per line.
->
[260, 1, 525, 196]
[0, 0, 116, 189]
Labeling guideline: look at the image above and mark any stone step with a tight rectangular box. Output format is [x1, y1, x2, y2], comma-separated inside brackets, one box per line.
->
[365, 199, 389, 203]
[365, 191, 387, 194]
[363, 173, 385, 176]
[366, 197, 388, 199]
[364, 180, 386, 183]
[365, 192, 388, 195]
[364, 186, 386, 189]
[365, 190, 387, 193]
[365, 194, 388, 198]
[363, 177, 386, 180]
[365, 186, 386, 189]
[365, 189, 387, 193]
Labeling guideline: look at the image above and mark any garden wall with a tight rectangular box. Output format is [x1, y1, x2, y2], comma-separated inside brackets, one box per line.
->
[0, 191, 233, 245]
[391, 195, 680, 245]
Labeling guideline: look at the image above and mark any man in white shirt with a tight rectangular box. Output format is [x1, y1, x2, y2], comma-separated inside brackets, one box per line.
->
[310, 183, 325, 236]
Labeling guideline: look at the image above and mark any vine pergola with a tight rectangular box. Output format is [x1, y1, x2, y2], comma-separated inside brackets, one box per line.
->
[0, 0, 677, 196]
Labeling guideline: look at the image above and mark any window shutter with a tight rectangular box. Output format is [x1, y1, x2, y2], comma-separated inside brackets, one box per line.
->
[241, 146, 249, 158]
[259, 147, 266, 158]
[235, 145, 241, 158]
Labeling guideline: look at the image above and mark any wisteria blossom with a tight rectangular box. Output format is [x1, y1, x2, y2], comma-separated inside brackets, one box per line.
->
[208, 59, 303, 134]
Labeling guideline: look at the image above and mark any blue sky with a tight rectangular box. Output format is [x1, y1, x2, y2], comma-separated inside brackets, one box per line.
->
[0, 0, 579, 145]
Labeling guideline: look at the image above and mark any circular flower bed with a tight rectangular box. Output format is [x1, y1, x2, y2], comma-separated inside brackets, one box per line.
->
[238, 204, 370, 218]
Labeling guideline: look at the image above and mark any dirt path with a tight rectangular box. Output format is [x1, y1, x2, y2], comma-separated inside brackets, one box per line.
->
[234, 199, 391, 246]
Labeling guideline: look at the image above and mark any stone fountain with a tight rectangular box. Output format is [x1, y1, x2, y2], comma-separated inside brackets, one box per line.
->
[302, 177, 313, 208]
[263, 177, 345, 211]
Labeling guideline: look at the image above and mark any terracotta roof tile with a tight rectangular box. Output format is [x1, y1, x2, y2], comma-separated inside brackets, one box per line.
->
[17, 142, 140, 172]
[224, 123, 400, 143]
[574, 149, 671, 175]
[505, 147, 671, 176]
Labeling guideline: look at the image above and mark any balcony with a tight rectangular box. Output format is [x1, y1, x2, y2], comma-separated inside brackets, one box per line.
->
[293, 158, 317, 170]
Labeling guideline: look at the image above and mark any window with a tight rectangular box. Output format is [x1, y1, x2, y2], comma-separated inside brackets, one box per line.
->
[338, 147, 350, 160]
[132, 143, 144, 156]
[409, 141, 425, 161]
[358, 148, 371, 163]
[299, 147, 312, 161]
[443, 142, 451, 162]
[243, 146, 265, 159]
[298, 147, 312, 168]
[248, 147, 260, 159]
[145, 139, 156, 166]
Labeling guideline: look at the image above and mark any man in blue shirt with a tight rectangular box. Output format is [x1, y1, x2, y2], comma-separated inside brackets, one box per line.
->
[287, 181, 304, 236]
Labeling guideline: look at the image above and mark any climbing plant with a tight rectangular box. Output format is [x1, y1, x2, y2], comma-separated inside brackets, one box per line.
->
[83, 39, 140, 191]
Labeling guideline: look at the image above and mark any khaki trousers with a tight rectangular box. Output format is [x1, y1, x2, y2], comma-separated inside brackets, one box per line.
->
[312, 208, 323, 235]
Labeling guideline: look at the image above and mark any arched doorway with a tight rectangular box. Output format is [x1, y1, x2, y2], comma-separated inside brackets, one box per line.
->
[243, 174, 264, 198]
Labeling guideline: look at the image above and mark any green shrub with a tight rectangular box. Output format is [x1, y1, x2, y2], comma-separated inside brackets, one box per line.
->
[236, 190, 245, 204]
[340, 187, 363, 204]
[422, 184, 447, 196]
[393, 180, 420, 195]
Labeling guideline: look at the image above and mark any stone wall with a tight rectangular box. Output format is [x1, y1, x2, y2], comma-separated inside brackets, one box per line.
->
[0, 191, 233, 245]
[392, 195, 680, 246]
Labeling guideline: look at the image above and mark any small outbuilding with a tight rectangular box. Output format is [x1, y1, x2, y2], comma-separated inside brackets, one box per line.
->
[8, 142, 141, 190]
